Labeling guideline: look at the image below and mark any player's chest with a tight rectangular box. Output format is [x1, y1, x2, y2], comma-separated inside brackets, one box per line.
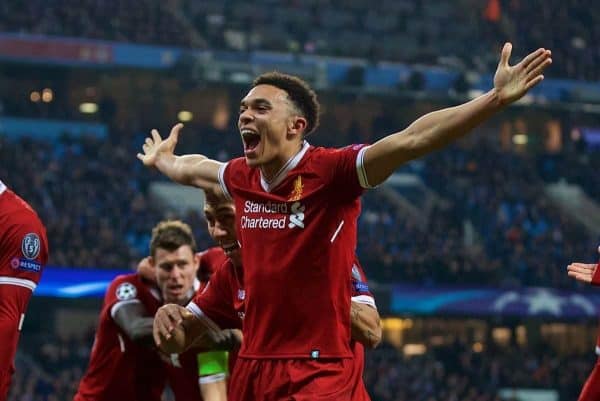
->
[235, 174, 330, 233]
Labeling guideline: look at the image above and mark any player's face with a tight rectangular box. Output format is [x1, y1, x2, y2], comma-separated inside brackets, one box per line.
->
[154, 245, 199, 304]
[238, 84, 304, 173]
[204, 202, 240, 260]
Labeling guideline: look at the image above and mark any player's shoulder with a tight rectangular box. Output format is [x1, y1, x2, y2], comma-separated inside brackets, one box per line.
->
[199, 247, 227, 275]
[200, 247, 226, 262]
[224, 157, 248, 172]
[1, 190, 44, 224]
[106, 273, 145, 301]
[304, 144, 368, 164]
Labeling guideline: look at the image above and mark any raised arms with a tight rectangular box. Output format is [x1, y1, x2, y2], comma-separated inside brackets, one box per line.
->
[137, 123, 223, 193]
[363, 43, 552, 186]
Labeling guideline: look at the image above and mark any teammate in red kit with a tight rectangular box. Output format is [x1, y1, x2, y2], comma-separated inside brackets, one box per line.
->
[567, 246, 600, 401]
[74, 222, 184, 401]
[0, 180, 49, 401]
[139, 43, 550, 399]
[155, 193, 380, 400]
[149, 220, 237, 401]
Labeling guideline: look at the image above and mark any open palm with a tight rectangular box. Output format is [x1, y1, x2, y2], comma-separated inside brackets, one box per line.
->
[137, 123, 183, 167]
[493, 43, 552, 105]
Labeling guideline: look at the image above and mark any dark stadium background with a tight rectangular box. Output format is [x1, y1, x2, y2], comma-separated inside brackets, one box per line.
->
[1, 1, 599, 400]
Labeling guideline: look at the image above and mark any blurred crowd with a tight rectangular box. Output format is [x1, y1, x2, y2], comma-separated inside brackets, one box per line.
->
[8, 331, 592, 401]
[0, 0, 598, 81]
[360, 140, 598, 288]
[364, 340, 591, 401]
[0, 133, 213, 270]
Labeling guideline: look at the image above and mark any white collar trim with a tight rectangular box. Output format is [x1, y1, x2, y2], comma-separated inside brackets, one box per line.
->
[0, 180, 6, 195]
[260, 141, 310, 192]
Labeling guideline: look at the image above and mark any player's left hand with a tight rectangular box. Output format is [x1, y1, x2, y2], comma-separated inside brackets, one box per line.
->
[567, 246, 600, 285]
[493, 43, 552, 105]
[136, 256, 156, 283]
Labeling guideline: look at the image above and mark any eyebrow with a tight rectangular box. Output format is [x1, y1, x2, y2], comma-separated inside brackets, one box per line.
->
[240, 98, 272, 108]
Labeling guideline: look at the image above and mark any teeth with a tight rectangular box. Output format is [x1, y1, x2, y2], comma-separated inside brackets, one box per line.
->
[241, 129, 258, 136]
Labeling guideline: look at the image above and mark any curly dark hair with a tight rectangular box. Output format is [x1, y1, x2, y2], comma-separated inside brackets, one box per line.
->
[253, 71, 320, 135]
[150, 220, 197, 257]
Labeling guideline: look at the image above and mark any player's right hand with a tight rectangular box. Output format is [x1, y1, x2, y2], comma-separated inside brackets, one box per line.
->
[137, 123, 183, 167]
[153, 303, 192, 348]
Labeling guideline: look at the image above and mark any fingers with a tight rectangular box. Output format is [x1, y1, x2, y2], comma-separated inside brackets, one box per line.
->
[519, 48, 546, 70]
[527, 58, 552, 80]
[567, 270, 592, 283]
[181, 308, 194, 320]
[524, 75, 544, 92]
[568, 262, 596, 272]
[151, 129, 162, 144]
[499, 42, 512, 67]
[168, 123, 184, 142]
[153, 305, 184, 345]
[525, 50, 551, 73]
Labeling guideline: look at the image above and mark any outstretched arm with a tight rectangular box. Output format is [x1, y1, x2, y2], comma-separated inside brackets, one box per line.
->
[363, 43, 552, 186]
[137, 123, 223, 193]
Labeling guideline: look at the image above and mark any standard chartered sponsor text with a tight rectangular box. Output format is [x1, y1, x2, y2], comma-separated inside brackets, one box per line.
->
[244, 201, 288, 214]
[241, 215, 287, 229]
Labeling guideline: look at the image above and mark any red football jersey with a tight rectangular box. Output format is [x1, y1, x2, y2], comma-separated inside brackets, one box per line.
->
[190, 256, 374, 400]
[218, 142, 369, 358]
[74, 273, 165, 401]
[188, 259, 244, 331]
[164, 347, 204, 401]
[0, 183, 49, 401]
[198, 247, 227, 283]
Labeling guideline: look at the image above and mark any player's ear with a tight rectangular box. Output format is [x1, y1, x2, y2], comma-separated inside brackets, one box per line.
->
[287, 116, 307, 138]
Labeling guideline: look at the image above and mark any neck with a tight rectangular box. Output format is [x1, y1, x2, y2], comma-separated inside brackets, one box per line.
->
[260, 141, 304, 182]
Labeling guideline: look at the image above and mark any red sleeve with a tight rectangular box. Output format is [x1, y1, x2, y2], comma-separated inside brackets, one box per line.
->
[218, 158, 242, 202]
[0, 211, 48, 288]
[104, 275, 147, 320]
[0, 284, 34, 397]
[322, 144, 371, 199]
[187, 266, 239, 329]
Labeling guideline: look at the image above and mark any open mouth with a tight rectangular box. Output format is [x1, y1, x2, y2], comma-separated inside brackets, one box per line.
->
[241, 129, 261, 153]
[167, 284, 183, 294]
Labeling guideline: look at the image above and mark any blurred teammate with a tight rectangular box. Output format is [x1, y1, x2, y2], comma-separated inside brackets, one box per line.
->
[0, 180, 49, 401]
[567, 246, 600, 401]
[139, 43, 550, 399]
[149, 220, 236, 401]
[74, 222, 191, 401]
[154, 192, 381, 400]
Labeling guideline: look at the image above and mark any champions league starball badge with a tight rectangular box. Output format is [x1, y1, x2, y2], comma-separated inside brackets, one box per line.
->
[21, 233, 41, 260]
[116, 282, 137, 301]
